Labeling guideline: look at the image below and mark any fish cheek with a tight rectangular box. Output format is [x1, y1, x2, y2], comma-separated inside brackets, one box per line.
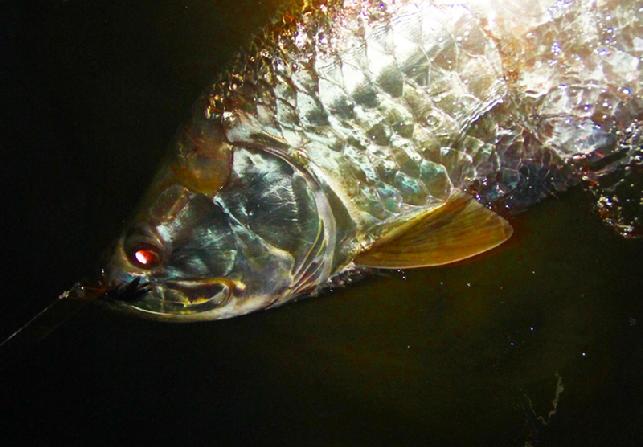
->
[166, 247, 238, 280]
[224, 219, 296, 299]
[162, 201, 240, 279]
[216, 148, 323, 268]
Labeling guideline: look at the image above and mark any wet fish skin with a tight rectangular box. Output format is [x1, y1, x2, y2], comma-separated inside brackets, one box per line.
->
[105, 0, 641, 320]
[206, 0, 640, 243]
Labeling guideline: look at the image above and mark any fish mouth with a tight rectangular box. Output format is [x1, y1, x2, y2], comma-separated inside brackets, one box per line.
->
[160, 277, 246, 309]
[103, 274, 248, 317]
[103, 276, 152, 302]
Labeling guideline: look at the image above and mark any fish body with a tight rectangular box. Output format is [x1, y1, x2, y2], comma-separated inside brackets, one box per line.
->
[105, 0, 641, 320]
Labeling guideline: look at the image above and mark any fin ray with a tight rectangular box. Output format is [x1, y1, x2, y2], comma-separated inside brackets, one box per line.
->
[355, 191, 513, 268]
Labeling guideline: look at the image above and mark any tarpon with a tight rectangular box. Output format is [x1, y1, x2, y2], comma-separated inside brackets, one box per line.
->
[104, 0, 641, 320]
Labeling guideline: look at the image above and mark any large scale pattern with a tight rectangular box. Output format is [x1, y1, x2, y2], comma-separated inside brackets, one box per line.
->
[204, 0, 641, 241]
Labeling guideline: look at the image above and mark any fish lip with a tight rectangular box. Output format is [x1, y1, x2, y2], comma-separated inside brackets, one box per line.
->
[161, 277, 246, 308]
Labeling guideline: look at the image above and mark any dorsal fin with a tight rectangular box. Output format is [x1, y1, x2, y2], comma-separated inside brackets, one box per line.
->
[355, 190, 513, 268]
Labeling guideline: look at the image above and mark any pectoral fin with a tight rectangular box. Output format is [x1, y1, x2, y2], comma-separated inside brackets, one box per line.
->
[355, 191, 512, 268]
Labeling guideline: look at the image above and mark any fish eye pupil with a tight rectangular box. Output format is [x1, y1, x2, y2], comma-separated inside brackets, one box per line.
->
[131, 247, 159, 268]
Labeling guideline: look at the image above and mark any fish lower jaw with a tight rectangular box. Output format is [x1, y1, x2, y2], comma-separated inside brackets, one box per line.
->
[119, 293, 286, 322]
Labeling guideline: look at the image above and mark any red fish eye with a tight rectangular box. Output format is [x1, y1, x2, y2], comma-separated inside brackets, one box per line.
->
[131, 247, 160, 268]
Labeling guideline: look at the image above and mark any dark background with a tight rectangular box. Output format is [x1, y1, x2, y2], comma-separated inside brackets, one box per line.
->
[2, 0, 287, 331]
[1, 1, 641, 446]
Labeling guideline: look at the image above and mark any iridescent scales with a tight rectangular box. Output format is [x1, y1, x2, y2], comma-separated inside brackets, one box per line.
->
[105, 0, 641, 320]
[220, 3, 507, 234]
[209, 0, 640, 242]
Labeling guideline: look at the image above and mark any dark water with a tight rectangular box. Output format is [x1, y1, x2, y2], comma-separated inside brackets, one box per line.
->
[2, 1, 641, 445]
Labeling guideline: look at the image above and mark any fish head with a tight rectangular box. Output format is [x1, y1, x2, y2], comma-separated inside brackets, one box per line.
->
[105, 127, 335, 320]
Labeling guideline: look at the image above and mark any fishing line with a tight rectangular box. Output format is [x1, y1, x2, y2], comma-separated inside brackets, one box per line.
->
[0, 283, 101, 371]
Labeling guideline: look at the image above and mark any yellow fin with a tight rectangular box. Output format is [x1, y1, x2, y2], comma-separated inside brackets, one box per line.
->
[355, 191, 513, 268]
